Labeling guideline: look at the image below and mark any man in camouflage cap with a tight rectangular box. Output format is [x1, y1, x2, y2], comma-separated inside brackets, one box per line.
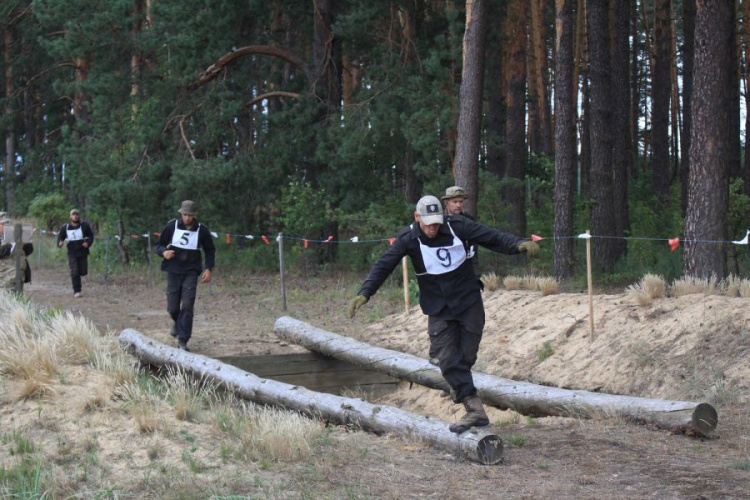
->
[155, 200, 215, 352]
[441, 186, 470, 216]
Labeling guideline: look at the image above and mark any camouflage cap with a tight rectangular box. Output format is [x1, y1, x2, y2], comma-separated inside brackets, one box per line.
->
[178, 200, 197, 215]
[441, 186, 469, 200]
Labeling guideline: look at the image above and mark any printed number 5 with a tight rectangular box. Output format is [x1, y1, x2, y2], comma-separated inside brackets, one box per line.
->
[180, 234, 190, 246]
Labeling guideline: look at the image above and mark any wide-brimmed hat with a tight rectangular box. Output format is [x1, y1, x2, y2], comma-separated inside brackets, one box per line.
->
[441, 186, 469, 200]
[178, 200, 197, 215]
[416, 195, 444, 225]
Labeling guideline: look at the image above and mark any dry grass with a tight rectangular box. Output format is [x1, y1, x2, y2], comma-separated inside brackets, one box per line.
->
[626, 274, 667, 306]
[47, 311, 103, 365]
[164, 366, 217, 422]
[115, 378, 165, 433]
[503, 275, 523, 290]
[723, 275, 743, 297]
[670, 274, 721, 297]
[480, 272, 501, 291]
[536, 277, 560, 296]
[240, 405, 325, 461]
[522, 274, 539, 291]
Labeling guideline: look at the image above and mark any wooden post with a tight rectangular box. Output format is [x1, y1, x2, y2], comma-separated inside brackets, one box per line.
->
[585, 229, 594, 341]
[13, 223, 23, 292]
[146, 232, 153, 287]
[278, 232, 286, 311]
[104, 235, 110, 285]
[36, 228, 41, 269]
[402, 256, 409, 314]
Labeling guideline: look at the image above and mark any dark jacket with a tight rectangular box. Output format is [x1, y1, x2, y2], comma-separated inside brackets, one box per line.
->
[57, 221, 94, 258]
[358, 215, 523, 316]
[155, 218, 216, 275]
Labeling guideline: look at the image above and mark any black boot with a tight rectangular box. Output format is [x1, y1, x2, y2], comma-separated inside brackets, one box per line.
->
[449, 395, 490, 434]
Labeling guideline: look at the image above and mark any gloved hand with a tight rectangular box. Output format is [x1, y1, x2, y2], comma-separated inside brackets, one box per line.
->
[348, 295, 369, 319]
[518, 241, 540, 258]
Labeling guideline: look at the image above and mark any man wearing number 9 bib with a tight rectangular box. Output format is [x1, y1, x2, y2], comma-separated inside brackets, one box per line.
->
[349, 195, 539, 434]
[156, 200, 216, 352]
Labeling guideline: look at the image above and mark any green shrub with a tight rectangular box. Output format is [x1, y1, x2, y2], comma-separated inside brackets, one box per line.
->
[28, 193, 68, 231]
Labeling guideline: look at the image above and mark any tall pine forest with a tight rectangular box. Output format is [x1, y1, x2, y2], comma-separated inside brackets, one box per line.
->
[0, 0, 747, 281]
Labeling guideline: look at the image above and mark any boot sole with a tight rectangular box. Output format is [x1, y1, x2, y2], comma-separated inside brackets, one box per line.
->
[448, 418, 490, 434]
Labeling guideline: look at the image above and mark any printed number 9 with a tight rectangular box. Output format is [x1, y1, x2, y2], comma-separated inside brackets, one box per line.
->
[437, 248, 452, 267]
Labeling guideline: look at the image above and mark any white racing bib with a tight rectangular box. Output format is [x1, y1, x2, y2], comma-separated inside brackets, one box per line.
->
[170, 220, 200, 250]
[417, 222, 467, 275]
[66, 226, 84, 241]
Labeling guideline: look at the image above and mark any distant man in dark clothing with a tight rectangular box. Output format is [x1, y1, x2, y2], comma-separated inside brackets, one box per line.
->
[155, 200, 215, 352]
[57, 209, 94, 297]
[348, 195, 539, 434]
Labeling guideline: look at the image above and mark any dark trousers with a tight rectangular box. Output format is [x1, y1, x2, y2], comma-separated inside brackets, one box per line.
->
[166, 272, 199, 343]
[427, 299, 485, 403]
[68, 254, 88, 293]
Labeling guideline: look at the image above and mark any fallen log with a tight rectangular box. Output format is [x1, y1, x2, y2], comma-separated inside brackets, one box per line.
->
[273, 316, 718, 436]
[119, 329, 503, 465]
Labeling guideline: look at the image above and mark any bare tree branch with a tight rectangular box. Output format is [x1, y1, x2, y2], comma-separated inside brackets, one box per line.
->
[245, 91, 299, 108]
[188, 45, 310, 91]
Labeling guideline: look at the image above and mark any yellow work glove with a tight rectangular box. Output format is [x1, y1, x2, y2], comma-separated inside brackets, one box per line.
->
[518, 241, 540, 258]
[348, 295, 369, 319]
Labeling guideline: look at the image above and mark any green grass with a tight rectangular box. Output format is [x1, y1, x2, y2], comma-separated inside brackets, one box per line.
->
[536, 341, 554, 362]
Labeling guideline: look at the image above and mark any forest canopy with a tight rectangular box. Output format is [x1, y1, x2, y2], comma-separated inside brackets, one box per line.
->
[0, 0, 747, 280]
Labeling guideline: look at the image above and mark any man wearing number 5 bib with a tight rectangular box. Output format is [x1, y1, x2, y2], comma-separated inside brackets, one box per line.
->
[156, 200, 216, 352]
[349, 195, 539, 434]
[57, 208, 95, 298]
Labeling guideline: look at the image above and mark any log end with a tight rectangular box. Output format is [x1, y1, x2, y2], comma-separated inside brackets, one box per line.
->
[476, 434, 504, 465]
[692, 402, 718, 436]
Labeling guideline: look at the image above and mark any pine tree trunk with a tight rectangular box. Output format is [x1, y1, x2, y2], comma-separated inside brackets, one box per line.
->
[684, 0, 732, 279]
[528, 0, 552, 155]
[610, 0, 632, 262]
[726, 2, 741, 181]
[587, 0, 618, 270]
[454, 0, 487, 218]
[553, 0, 576, 279]
[486, 4, 506, 180]
[651, 0, 672, 202]
[680, 0, 695, 215]
[741, 0, 750, 200]
[4, 22, 15, 213]
[502, 0, 527, 236]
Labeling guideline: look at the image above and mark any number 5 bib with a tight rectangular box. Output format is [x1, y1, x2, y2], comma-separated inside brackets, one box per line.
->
[171, 220, 201, 250]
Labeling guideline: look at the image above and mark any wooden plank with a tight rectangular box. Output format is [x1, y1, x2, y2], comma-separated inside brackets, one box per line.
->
[218, 352, 400, 396]
[219, 353, 361, 377]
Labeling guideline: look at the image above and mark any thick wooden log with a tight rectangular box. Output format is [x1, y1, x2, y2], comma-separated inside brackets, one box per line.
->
[119, 329, 503, 465]
[273, 316, 719, 436]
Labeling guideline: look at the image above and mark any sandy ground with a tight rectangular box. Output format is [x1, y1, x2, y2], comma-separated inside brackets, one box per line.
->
[8, 264, 750, 498]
